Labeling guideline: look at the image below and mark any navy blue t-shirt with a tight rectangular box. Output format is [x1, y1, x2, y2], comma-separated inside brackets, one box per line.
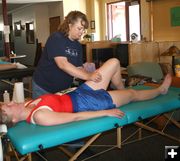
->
[33, 32, 83, 93]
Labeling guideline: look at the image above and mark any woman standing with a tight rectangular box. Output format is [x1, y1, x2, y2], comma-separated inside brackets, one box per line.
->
[32, 11, 102, 98]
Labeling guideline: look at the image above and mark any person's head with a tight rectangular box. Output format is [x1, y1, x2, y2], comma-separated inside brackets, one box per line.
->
[0, 102, 24, 125]
[58, 10, 89, 40]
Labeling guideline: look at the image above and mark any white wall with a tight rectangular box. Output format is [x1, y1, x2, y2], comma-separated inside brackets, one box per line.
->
[35, 2, 64, 46]
[63, 0, 86, 16]
[48, 1, 64, 22]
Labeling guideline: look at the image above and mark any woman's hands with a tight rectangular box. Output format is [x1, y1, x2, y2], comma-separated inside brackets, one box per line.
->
[87, 70, 102, 83]
[55, 57, 102, 83]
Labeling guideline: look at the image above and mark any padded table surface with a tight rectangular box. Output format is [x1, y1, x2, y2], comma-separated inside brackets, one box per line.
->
[0, 66, 35, 80]
[7, 86, 180, 155]
[121, 86, 180, 124]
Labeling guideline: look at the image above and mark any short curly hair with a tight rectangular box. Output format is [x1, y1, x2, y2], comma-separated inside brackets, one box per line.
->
[58, 10, 89, 37]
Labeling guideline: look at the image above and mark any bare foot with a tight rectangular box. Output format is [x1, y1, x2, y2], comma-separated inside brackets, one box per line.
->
[159, 74, 172, 95]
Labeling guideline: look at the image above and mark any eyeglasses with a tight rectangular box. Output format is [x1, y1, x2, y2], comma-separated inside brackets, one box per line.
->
[76, 26, 87, 34]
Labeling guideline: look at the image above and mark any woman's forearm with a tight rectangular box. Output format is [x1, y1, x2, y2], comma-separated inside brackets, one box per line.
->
[55, 57, 90, 80]
[55, 57, 102, 82]
[74, 109, 124, 121]
[33, 110, 108, 126]
[61, 61, 90, 80]
[75, 111, 107, 121]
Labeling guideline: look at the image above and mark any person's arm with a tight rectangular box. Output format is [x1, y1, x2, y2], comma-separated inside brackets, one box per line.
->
[33, 108, 124, 126]
[0, 64, 17, 71]
[54, 56, 102, 82]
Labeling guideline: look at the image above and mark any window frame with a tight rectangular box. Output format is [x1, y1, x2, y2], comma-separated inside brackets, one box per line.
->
[106, 0, 141, 41]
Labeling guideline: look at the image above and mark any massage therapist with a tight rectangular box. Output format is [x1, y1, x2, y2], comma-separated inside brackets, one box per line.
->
[32, 11, 102, 99]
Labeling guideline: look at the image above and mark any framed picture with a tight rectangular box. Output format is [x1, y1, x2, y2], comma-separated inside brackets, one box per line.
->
[14, 21, 22, 37]
[171, 7, 180, 26]
[90, 20, 95, 29]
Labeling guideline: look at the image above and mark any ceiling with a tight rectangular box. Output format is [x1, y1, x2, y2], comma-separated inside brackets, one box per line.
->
[0, 0, 62, 15]
[1, 0, 61, 3]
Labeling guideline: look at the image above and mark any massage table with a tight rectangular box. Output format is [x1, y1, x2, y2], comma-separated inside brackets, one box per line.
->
[0, 58, 35, 80]
[0, 85, 180, 161]
[0, 66, 35, 80]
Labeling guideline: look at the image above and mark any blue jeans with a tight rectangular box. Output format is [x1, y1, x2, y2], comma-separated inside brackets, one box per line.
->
[32, 80, 50, 99]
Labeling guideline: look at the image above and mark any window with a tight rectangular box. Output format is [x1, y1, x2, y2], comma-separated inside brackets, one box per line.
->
[26, 22, 35, 44]
[129, 4, 140, 41]
[107, 0, 140, 41]
[14, 21, 22, 37]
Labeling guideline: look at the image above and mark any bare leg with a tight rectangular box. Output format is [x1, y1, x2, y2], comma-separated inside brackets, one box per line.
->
[108, 74, 172, 107]
[85, 58, 124, 90]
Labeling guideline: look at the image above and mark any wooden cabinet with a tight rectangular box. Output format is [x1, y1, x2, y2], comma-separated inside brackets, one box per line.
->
[81, 41, 180, 68]
[128, 42, 159, 64]
[81, 41, 129, 68]
[81, 41, 128, 63]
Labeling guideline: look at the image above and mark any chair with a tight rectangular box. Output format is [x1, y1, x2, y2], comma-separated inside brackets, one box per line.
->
[34, 39, 42, 67]
[127, 62, 164, 82]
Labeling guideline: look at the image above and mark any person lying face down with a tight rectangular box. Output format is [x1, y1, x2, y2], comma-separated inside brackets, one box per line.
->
[0, 58, 172, 126]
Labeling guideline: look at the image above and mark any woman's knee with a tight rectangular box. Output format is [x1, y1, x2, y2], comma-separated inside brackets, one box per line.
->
[98, 58, 120, 77]
[107, 58, 120, 68]
[110, 58, 120, 65]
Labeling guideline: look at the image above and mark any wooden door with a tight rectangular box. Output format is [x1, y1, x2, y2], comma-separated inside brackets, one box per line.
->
[49, 16, 60, 34]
